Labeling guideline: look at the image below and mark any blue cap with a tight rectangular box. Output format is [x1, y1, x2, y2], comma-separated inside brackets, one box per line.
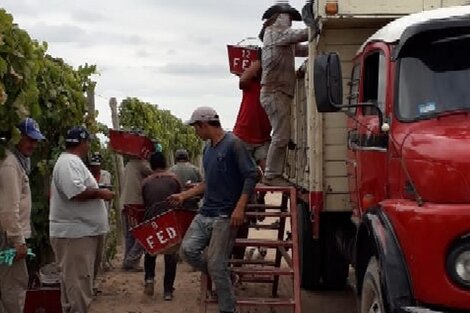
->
[17, 118, 45, 141]
[65, 126, 91, 143]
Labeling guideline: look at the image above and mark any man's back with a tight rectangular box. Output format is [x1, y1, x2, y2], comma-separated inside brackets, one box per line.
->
[169, 162, 202, 186]
[121, 159, 152, 205]
[142, 172, 181, 217]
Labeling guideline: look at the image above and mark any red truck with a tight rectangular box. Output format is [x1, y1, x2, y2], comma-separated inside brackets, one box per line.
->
[288, 2, 470, 312]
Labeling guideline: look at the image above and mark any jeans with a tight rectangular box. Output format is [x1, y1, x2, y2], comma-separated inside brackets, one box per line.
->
[260, 90, 292, 178]
[122, 211, 144, 268]
[180, 214, 238, 313]
[144, 253, 177, 293]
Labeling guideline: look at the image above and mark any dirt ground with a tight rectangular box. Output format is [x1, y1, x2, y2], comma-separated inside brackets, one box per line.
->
[89, 194, 357, 313]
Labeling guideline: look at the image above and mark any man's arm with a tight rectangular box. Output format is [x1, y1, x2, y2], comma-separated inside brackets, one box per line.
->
[231, 140, 258, 226]
[0, 165, 25, 245]
[0, 165, 28, 260]
[72, 188, 114, 201]
[271, 28, 308, 46]
[239, 61, 261, 90]
[58, 160, 114, 202]
[168, 182, 206, 205]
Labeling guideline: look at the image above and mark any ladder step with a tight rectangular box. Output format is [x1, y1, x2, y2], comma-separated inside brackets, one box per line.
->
[229, 259, 276, 266]
[239, 276, 275, 283]
[232, 267, 294, 276]
[244, 212, 291, 218]
[247, 204, 282, 210]
[255, 185, 296, 193]
[246, 224, 280, 230]
[235, 239, 293, 247]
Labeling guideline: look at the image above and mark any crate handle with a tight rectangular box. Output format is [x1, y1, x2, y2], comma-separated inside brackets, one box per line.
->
[235, 37, 261, 47]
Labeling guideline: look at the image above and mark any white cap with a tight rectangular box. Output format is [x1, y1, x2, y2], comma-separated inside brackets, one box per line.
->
[186, 107, 220, 125]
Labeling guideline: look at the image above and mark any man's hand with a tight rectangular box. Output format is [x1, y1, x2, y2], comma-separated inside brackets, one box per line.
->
[231, 205, 245, 227]
[99, 189, 115, 201]
[167, 193, 184, 206]
[14, 243, 27, 260]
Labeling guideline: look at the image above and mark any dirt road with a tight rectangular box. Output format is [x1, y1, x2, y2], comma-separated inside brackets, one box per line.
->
[89, 257, 356, 313]
[90, 193, 357, 313]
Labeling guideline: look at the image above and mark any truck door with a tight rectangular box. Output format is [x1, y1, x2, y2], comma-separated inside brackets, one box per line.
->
[346, 63, 360, 216]
[348, 47, 389, 215]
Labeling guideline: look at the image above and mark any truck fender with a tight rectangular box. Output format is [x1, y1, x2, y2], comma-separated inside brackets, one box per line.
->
[355, 206, 415, 312]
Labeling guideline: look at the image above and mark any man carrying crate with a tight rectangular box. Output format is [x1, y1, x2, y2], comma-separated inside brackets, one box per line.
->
[169, 107, 257, 313]
[141, 151, 182, 300]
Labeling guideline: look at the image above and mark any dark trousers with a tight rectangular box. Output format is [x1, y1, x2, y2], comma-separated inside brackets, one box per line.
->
[144, 253, 177, 293]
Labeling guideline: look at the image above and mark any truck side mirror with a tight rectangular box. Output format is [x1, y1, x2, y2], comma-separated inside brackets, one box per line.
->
[314, 53, 343, 112]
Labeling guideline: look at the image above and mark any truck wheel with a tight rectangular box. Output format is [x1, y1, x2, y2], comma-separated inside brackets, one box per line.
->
[297, 203, 322, 290]
[360, 257, 385, 313]
[321, 217, 350, 289]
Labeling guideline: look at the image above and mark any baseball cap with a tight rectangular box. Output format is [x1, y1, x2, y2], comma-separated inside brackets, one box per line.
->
[89, 152, 102, 166]
[175, 149, 189, 160]
[17, 118, 45, 141]
[186, 107, 220, 125]
[65, 126, 91, 143]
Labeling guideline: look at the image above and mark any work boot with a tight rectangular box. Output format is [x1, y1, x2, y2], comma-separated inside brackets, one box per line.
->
[163, 291, 173, 301]
[262, 176, 292, 187]
[144, 279, 154, 296]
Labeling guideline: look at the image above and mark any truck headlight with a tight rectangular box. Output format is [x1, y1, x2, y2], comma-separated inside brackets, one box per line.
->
[447, 239, 470, 289]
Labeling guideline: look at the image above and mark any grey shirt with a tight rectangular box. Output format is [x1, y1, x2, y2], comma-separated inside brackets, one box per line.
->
[261, 14, 308, 97]
[49, 153, 109, 238]
[169, 162, 203, 210]
[120, 159, 152, 206]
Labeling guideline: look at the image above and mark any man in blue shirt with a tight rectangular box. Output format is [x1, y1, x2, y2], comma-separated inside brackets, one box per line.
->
[169, 107, 257, 313]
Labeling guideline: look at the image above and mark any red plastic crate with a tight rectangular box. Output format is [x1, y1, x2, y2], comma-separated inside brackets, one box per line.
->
[227, 45, 259, 75]
[108, 129, 154, 159]
[24, 288, 62, 313]
[122, 204, 145, 229]
[131, 209, 196, 255]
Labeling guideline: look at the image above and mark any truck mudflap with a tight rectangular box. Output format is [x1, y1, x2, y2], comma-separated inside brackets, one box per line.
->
[357, 206, 415, 312]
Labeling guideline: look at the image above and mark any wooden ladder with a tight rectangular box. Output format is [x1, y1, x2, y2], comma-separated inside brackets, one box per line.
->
[199, 185, 301, 313]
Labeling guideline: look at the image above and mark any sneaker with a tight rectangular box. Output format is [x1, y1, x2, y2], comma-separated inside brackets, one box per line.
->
[262, 176, 293, 187]
[163, 291, 173, 301]
[144, 280, 154, 296]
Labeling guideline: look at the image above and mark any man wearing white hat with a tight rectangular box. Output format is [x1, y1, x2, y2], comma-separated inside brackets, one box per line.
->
[169, 107, 257, 313]
[260, 1, 309, 186]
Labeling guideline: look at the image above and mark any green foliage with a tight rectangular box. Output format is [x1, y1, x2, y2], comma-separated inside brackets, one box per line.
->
[0, 9, 45, 156]
[119, 97, 202, 161]
[0, 9, 98, 268]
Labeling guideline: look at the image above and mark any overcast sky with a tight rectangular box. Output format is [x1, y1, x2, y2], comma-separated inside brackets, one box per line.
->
[2, 0, 308, 129]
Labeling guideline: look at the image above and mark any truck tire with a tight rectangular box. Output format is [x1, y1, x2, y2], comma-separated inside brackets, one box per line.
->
[297, 203, 322, 290]
[321, 215, 350, 289]
[360, 257, 385, 313]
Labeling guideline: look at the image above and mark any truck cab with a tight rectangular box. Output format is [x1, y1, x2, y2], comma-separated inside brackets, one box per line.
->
[291, 2, 470, 312]
[313, 6, 470, 312]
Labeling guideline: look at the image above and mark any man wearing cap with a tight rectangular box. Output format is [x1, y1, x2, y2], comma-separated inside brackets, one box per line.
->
[87, 152, 112, 273]
[49, 126, 114, 313]
[0, 118, 44, 313]
[169, 107, 257, 313]
[88, 152, 112, 189]
[259, 1, 309, 186]
[169, 149, 203, 211]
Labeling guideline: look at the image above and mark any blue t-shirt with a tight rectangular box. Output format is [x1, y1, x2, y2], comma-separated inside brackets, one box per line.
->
[200, 132, 257, 217]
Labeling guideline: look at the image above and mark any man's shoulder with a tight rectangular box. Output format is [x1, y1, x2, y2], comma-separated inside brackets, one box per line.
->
[0, 150, 17, 167]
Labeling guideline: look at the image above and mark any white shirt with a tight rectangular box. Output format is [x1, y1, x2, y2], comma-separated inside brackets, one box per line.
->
[49, 152, 108, 238]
